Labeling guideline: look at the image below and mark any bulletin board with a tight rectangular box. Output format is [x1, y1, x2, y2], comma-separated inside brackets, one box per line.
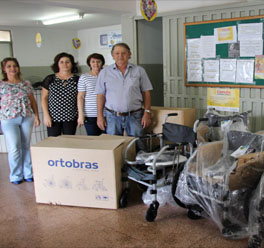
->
[184, 15, 264, 88]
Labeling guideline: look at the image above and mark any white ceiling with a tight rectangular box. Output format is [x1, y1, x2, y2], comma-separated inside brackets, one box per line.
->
[0, 0, 250, 30]
[0, 0, 138, 30]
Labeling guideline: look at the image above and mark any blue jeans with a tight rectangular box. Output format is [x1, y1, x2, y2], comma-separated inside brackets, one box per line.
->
[105, 109, 144, 137]
[1, 116, 34, 182]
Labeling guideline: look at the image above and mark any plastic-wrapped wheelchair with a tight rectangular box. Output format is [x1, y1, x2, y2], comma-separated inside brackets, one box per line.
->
[119, 113, 196, 222]
[174, 128, 264, 248]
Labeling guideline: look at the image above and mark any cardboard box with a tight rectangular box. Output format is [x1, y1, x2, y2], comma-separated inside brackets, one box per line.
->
[61, 134, 136, 161]
[148, 106, 196, 134]
[31, 136, 131, 209]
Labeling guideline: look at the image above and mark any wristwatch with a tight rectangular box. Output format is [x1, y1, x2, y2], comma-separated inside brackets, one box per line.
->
[144, 109, 152, 114]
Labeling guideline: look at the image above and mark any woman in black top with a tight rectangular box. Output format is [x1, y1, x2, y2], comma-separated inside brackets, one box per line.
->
[41, 52, 79, 137]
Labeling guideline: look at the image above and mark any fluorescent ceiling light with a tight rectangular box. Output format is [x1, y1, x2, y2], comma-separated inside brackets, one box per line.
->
[42, 14, 83, 25]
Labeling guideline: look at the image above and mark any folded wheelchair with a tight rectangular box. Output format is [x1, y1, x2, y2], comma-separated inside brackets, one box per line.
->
[174, 129, 264, 248]
[119, 113, 196, 222]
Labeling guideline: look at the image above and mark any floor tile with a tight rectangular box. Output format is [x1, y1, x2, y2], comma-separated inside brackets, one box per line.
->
[0, 153, 257, 248]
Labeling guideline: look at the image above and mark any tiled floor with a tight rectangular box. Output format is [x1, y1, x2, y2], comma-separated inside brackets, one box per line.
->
[0, 153, 249, 248]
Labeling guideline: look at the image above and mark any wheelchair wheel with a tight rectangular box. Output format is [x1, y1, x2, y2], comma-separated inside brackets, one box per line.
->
[145, 201, 159, 222]
[187, 208, 202, 220]
[119, 188, 129, 208]
[248, 235, 262, 248]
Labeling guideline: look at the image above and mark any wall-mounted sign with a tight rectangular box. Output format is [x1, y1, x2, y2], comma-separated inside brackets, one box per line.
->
[72, 38, 81, 49]
[140, 0, 157, 22]
[100, 34, 108, 47]
[35, 32, 42, 48]
[107, 31, 122, 48]
[207, 88, 240, 112]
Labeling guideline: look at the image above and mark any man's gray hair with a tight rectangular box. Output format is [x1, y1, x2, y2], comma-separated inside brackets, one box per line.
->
[111, 43, 131, 53]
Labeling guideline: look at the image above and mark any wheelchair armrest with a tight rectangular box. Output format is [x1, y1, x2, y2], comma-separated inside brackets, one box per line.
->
[162, 113, 178, 125]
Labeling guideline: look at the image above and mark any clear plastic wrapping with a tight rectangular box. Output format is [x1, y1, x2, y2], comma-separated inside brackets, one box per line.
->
[142, 175, 177, 207]
[175, 129, 264, 245]
[248, 173, 264, 248]
[197, 109, 250, 144]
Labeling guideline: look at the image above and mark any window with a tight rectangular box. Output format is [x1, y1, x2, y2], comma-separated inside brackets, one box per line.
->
[0, 30, 13, 63]
[0, 30, 11, 42]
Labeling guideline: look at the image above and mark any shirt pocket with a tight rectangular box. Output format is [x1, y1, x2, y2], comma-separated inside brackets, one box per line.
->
[127, 75, 140, 90]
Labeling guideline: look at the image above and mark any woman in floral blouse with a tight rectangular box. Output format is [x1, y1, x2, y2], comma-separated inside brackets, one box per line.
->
[0, 57, 40, 184]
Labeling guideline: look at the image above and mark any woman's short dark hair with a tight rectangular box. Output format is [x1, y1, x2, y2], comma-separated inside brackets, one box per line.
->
[1, 57, 22, 81]
[86, 53, 105, 68]
[111, 43, 131, 54]
[51, 52, 78, 73]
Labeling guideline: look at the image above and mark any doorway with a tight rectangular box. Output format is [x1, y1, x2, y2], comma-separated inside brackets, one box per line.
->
[137, 17, 163, 106]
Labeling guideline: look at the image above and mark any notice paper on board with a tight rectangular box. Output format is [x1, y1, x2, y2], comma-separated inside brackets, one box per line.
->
[187, 38, 202, 59]
[214, 26, 237, 44]
[201, 35, 216, 58]
[238, 23, 263, 41]
[203, 60, 219, 82]
[240, 40, 263, 57]
[187, 59, 202, 82]
[236, 59, 254, 84]
[220, 59, 237, 82]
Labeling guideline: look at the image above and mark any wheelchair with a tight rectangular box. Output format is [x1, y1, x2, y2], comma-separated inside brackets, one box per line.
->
[119, 113, 196, 222]
[174, 129, 264, 248]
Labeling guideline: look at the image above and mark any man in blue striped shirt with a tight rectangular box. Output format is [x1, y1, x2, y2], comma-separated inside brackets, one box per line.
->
[95, 43, 153, 137]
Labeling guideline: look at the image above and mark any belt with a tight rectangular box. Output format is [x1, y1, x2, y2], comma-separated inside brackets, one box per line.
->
[105, 107, 142, 116]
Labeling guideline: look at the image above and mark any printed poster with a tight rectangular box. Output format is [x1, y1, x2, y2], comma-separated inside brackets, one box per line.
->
[255, 55, 264, 79]
[228, 42, 240, 58]
[207, 88, 240, 112]
[214, 26, 237, 44]
[108, 31, 122, 48]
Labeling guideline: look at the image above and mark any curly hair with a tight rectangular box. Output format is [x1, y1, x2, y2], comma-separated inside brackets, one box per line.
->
[51, 52, 78, 73]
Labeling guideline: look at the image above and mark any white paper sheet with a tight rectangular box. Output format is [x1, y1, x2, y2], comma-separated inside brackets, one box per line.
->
[214, 26, 237, 44]
[203, 60, 219, 82]
[201, 35, 216, 58]
[187, 59, 202, 82]
[240, 40, 263, 57]
[187, 38, 202, 59]
[236, 59, 254, 84]
[238, 23, 263, 41]
[220, 59, 237, 82]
